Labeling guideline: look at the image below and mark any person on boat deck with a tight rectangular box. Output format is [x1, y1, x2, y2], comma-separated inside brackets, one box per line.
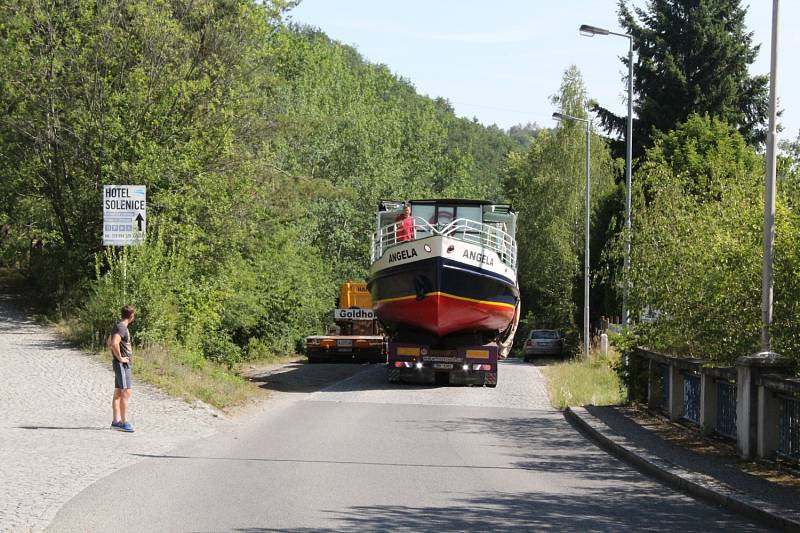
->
[395, 203, 415, 242]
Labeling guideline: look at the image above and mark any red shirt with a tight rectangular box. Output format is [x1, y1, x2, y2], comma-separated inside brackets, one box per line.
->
[395, 214, 415, 242]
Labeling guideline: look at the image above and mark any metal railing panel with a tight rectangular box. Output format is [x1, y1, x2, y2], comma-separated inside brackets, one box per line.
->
[682, 373, 701, 424]
[778, 395, 800, 461]
[716, 381, 737, 438]
[371, 217, 517, 270]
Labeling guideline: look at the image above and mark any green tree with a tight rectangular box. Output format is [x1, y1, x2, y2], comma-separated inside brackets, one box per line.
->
[778, 131, 800, 206]
[625, 114, 784, 363]
[507, 123, 540, 150]
[265, 26, 517, 282]
[0, 0, 288, 298]
[0, 3, 526, 367]
[594, 0, 768, 155]
[505, 66, 617, 335]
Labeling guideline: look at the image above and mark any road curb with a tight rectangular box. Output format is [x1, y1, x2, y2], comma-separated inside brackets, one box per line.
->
[565, 406, 800, 532]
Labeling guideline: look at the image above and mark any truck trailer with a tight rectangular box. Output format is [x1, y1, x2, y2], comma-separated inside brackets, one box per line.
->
[305, 281, 386, 364]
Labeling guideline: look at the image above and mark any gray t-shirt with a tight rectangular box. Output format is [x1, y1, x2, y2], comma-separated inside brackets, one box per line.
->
[111, 322, 132, 360]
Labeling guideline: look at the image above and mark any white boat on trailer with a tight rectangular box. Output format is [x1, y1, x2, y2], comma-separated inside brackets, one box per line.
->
[367, 199, 520, 386]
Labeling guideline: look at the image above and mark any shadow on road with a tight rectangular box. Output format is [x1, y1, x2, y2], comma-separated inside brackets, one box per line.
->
[220, 487, 757, 532]
[129, 452, 588, 473]
[511, 355, 569, 367]
[0, 293, 80, 353]
[245, 361, 456, 394]
[0, 293, 38, 333]
[244, 362, 375, 393]
[134, 411, 632, 484]
[16, 426, 108, 431]
[418, 413, 640, 482]
[133, 400, 758, 532]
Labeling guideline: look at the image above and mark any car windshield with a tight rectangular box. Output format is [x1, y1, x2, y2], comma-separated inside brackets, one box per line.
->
[531, 330, 559, 339]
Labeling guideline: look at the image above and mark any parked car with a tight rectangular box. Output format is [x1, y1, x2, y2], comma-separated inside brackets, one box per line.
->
[523, 329, 563, 360]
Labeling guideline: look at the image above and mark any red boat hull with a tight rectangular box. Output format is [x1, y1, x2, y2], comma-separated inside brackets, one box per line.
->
[374, 291, 515, 337]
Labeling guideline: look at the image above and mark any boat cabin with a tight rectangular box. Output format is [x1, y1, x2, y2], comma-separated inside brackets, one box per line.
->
[372, 199, 517, 269]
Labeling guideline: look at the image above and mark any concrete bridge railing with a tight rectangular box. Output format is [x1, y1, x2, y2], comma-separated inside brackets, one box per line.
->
[630, 348, 800, 462]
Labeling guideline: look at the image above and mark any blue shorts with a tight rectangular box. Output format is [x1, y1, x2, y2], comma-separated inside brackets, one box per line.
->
[113, 360, 132, 389]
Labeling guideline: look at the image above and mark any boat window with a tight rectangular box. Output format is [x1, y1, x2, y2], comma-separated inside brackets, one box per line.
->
[411, 204, 435, 225]
[410, 204, 435, 237]
[456, 205, 482, 224]
[446, 205, 480, 243]
[434, 206, 456, 226]
[380, 211, 398, 229]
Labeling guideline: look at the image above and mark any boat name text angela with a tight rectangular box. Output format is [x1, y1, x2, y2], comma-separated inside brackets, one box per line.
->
[388, 248, 418, 263]
[463, 249, 494, 266]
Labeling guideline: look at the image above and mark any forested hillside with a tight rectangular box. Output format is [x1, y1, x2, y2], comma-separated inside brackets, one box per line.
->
[4, 0, 798, 377]
[0, 0, 525, 365]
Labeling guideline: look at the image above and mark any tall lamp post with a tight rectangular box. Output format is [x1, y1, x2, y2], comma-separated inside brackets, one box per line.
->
[761, 0, 780, 351]
[579, 23, 633, 327]
[553, 111, 591, 358]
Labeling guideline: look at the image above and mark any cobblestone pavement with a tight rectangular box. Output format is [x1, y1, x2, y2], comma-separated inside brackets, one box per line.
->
[309, 359, 552, 410]
[0, 294, 225, 533]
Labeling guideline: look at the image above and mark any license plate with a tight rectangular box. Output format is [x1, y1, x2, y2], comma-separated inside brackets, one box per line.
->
[337, 348, 351, 352]
[433, 363, 453, 370]
[423, 356, 461, 363]
[337, 339, 353, 347]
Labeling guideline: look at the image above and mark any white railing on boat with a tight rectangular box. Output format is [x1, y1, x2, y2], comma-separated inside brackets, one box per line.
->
[371, 217, 517, 269]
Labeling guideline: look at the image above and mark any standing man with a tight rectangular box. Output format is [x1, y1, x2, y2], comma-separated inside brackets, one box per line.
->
[108, 305, 135, 432]
[395, 203, 415, 242]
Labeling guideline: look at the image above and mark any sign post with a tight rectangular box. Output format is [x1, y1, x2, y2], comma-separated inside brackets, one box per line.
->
[103, 185, 146, 298]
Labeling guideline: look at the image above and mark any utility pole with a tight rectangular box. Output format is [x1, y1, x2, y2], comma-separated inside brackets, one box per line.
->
[761, 0, 779, 352]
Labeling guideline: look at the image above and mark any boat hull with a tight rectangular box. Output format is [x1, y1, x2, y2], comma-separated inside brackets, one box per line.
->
[368, 238, 518, 337]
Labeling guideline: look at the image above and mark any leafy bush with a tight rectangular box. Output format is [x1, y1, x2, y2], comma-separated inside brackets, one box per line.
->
[624, 115, 800, 368]
[608, 328, 643, 400]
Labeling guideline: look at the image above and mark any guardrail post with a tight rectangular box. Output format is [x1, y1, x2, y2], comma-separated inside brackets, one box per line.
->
[736, 352, 792, 459]
[700, 372, 717, 435]
[737, 361, 755, 458]
[757, 386, 782, 459]
[668, 364, 684, 421]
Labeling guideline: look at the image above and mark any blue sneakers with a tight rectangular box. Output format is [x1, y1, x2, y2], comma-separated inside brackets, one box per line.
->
[111, 420, 134, 432]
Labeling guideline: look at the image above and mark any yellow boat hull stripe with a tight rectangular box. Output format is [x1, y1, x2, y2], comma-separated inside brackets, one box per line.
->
[377, 291, 515, 309]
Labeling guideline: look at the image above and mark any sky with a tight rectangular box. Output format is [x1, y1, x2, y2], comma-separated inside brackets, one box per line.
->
[286, 0, 800, 142]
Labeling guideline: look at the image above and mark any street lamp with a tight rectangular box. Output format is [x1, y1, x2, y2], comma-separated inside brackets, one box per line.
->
[553, 111, 592, 358]
[761, 0, 780, 351]
[580, 23, 633, 328]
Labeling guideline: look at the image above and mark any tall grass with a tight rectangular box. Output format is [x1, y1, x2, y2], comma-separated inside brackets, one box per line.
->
[56, 318, 266, 410]
[541, 350, 626, 409]
[130, 346, 265, 409]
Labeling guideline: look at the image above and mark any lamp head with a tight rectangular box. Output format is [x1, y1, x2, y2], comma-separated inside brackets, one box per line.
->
[580, 24, 610, 37]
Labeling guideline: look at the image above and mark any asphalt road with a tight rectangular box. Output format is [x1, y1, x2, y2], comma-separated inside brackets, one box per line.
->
[47, 361, 763, 532]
